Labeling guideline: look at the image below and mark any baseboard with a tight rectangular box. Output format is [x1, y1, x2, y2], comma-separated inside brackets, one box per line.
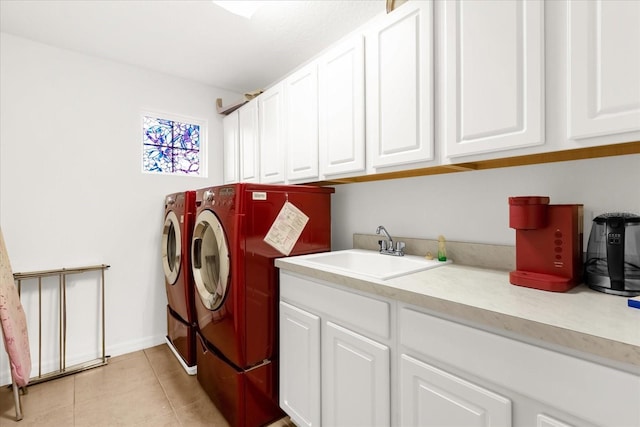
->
[106, 334, 167, 358]
[0, 334, 167, 386]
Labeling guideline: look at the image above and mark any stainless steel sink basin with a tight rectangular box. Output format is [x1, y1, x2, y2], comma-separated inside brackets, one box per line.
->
[298, 249, 450, 280]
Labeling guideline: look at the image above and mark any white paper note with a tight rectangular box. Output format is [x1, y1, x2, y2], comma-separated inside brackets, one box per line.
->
[264, 201, 309, 255]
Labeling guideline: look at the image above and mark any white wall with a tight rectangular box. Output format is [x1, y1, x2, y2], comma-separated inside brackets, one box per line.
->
[331, 154, 640, 250]
[1, 31, 639, 386]
[0, 33, 240, 384]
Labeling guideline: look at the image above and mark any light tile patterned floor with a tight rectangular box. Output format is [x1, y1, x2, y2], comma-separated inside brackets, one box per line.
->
[0, 344, 294, 427]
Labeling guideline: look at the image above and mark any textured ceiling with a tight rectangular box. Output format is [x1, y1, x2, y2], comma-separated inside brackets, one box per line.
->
[0, 0, 386, 93]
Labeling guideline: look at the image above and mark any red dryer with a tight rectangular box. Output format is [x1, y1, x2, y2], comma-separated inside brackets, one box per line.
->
[162, 191, 197, 372]
[191, 183, 334, 427]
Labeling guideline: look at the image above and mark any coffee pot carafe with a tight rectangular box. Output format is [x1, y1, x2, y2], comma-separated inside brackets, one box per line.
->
[584, 213, 640, 296]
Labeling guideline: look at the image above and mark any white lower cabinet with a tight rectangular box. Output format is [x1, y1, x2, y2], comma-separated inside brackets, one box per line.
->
[399, 354, 512, 427]
[400, 305, 639, 427]
[279, 302, 321, 427]
[535, 414, 575, 427]
[323, 322, 390, 427]
[279, 272, 391, 427]
[279, 271, 639, 426]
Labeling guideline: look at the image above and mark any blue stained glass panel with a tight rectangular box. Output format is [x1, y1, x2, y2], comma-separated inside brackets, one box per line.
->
[143, 146, 174, 174]
[142, 115, 202, 176]
[172, 122, 200, 150]
[143, 116, 173, 147]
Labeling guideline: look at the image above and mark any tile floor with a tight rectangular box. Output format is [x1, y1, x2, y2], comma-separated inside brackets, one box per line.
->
[0, 344, 294, 427]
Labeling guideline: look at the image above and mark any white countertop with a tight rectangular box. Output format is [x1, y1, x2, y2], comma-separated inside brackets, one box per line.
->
[275, 251, 640, 371]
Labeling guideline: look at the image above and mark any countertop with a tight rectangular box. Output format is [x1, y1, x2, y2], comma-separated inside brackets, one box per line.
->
[275, 251, 640, 372]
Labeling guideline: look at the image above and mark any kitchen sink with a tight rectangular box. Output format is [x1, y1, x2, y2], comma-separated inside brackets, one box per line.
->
[298, 249, 450, 280]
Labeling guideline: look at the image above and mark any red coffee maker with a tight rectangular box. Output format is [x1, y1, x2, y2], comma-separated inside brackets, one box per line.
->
[509, 196, 584, 292]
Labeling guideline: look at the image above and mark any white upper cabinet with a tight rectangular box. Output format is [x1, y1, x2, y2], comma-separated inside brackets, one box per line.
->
[318, 35, 366, 179]
[443, 0, 544, 158]
[225, 0, 638, 185]
[259, 83, 285, 184]
[222, 111, 239, 184]
[285, 62, 319, 183]
[238, 98, 260, 183]
[365, 1, 434, 169]
[567, 0, 640, 139]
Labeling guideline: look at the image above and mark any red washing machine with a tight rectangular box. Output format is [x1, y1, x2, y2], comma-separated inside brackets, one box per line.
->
[162, 191, 197, 373]
[191, 183, 334, 427]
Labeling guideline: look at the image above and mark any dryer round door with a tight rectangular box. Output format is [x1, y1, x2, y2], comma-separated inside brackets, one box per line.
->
[162, 211, 181, 285]
[191, 210, 230, 311]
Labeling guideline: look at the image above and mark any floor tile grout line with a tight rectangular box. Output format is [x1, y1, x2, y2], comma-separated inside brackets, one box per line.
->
[73, 374, 76, 427]
[142, 348, 183, 426]
[0, 346, 298, 426]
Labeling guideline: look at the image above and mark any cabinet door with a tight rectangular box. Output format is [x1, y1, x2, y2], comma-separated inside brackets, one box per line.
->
[322, 321, 390, 427]
[222, 111, 239, 184]
[536, 414, 575, 427]
[239, 98, 259, 182]
[285, 63, 319, 182]
[365, 1, 434, 168]
[567, 0, 640, 139]
[259, 83, 285, 184]
[279, 302, 321, 427]
[318, 35, 365, 178]
[400, 354, 512, 427]
[443, 0, 544, 157]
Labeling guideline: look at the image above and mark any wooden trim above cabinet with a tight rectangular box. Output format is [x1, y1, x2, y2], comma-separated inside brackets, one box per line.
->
[312, 141, 640, 186]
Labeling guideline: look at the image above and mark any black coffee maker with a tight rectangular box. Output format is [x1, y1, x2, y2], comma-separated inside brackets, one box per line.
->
[584, 213, 640, 296]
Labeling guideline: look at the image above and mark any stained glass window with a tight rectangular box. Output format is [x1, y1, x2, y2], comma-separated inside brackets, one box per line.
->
[142, 114, 205, 176]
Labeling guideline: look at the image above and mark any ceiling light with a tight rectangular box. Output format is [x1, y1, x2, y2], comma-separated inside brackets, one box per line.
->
[212, 1, 263, 19]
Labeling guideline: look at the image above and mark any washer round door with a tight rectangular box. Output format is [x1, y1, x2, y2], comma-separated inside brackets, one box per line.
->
[162, 211, 181, 285]
[191, 210, 230, 311]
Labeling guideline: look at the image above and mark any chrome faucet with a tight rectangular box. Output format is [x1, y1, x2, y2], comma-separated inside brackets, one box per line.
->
[376, 225, 393, 245]
[376, 225, 405, 256]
